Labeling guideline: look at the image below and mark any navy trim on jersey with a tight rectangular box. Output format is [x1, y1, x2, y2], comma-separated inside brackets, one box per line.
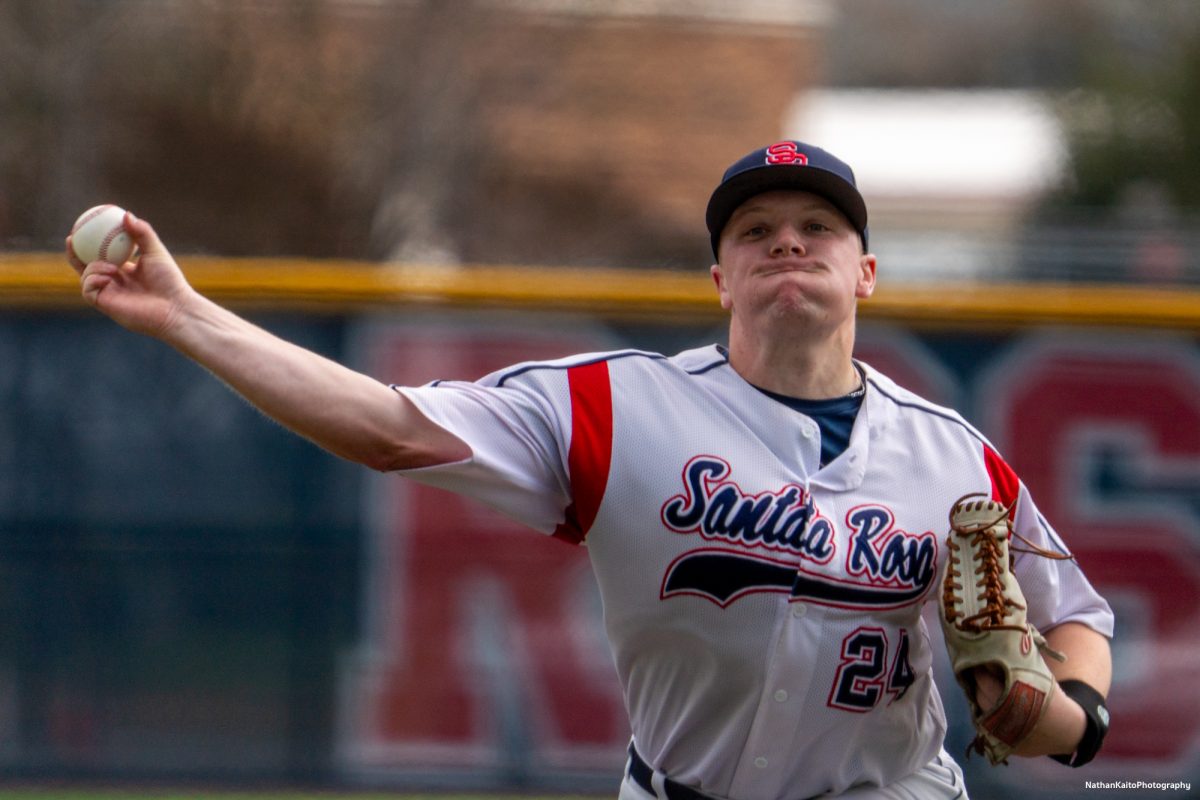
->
[488, 347, 731, 386]
[686, 348, 731, 376]
[1034, 509, 1074, 559]
[411, 348, 727, 392]
[493, 350, 668, 387]
[865, 376, 973, 433]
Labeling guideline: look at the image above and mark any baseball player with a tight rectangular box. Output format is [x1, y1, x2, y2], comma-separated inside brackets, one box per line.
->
[67, 141, 1113, 799]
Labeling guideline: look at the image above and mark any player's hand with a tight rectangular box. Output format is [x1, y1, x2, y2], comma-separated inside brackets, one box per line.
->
[972, 665, 1004, 709]
[65, 212, 197, 339]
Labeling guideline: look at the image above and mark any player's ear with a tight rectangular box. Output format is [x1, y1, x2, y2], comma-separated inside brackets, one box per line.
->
[711, 263, 733, 311]
[855, 254, 877, 300]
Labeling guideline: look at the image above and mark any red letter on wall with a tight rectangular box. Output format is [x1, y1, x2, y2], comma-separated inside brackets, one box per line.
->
[981, 336, 1200, 772]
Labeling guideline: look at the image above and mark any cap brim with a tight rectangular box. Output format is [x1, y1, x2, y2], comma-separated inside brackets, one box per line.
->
[705, 165, 868, 244]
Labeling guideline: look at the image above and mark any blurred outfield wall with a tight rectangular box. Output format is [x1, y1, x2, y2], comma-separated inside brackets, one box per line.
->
[1, 257, 1198, 798]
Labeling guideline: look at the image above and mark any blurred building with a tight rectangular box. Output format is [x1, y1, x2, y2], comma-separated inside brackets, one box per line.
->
[367, 0, 838, 267]
[790, 87, 1200, 284]
[790, 88, 1066, 281]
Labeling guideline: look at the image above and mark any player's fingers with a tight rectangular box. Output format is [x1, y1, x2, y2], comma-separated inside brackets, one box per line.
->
[80, 271, 114, 306]
[80, 260, 126, 304]
[971, 666, 1004, 707]
[122, 211, 168, 259]
[81, 260, 121, 284]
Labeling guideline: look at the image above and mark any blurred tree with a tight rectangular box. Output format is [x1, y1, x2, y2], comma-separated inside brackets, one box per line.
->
[0, 0, 644, 262]
[99, 0, 375, 258]
[0, 0, 108, 249]
[829, 0, 1200, 214]
[1017, 3, 1200, 283]
[824, 0, 1200, 96]
[0, 0, 370, 256]
[1048, 8, 1200, 211]
[825, 0, 1111, 88]
[354, 0, 491, 264]
[2, 0, 810, 267]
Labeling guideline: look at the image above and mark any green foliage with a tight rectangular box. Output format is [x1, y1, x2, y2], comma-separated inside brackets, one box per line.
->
[1050, 11, 1200, 211]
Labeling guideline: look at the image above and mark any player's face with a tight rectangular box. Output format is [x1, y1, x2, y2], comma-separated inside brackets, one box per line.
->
[711, 191, 876, 334]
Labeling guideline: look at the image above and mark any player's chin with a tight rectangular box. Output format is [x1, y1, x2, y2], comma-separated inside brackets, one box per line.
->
[768, 280, 826, 308]
[772, 292, 854, 330]
[761, 295, 822, 325]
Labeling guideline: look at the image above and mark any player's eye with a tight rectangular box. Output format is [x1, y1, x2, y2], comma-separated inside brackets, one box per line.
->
[742, 225, 768, 238]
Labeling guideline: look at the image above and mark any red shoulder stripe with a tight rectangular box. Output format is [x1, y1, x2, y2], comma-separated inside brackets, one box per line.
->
[553, 360, 613, 544]
[984, 443, 1021, 513]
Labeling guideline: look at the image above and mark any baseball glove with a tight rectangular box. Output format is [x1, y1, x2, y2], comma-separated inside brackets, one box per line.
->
[940, 493, 1071, 765]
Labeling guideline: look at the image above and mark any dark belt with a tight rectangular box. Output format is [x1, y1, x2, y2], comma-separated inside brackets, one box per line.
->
[628, 743, 714, 800]
[627, 744, 824, 800]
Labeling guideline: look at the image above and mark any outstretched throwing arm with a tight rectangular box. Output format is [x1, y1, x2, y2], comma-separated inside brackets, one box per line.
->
[66, 212, 470, 471]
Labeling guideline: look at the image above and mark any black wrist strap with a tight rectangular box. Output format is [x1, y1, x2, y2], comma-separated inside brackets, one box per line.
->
[1050, 679, 1109, 768]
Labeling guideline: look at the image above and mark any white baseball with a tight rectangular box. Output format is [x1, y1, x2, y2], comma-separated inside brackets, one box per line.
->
[69, 204, 135, 266]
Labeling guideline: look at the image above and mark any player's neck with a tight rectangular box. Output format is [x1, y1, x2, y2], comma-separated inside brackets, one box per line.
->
[726, 324, 859, 400]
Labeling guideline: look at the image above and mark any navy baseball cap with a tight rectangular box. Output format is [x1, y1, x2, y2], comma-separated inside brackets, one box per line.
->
[706, 140, 869, 258]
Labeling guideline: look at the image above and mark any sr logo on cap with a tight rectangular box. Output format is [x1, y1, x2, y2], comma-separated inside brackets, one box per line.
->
[765, 142, 809, 166]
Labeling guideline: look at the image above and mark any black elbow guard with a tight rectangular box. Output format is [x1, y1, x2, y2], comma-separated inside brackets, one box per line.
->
[1050, 679, 1110, 768]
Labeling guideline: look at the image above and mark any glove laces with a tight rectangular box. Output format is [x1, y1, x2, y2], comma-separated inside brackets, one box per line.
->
[944, 493, 1074, 634]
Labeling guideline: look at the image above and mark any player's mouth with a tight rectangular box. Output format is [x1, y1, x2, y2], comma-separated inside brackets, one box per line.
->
[757, 261, 824, 277]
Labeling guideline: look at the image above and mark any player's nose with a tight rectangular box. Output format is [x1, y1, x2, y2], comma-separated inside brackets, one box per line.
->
[769, 225, 806, 257]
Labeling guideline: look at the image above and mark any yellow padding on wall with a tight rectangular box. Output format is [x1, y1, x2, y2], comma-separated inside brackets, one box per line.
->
[4, 252, 1199, 329]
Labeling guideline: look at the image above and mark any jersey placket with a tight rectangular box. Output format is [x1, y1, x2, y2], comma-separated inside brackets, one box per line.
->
[728, 586, 822, 799]
[727, 411, 821, 798]
[726, 404, 871, 798]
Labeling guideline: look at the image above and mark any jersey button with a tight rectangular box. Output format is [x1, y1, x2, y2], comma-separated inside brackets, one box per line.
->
[773, 689, 789, 703]
[755, 757, 768, 769]
[791, 604, 807, 618]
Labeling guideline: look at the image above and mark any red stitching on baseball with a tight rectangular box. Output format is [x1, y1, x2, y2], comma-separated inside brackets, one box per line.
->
[99, 225, 125, 263]
[71, 205, 112, 236]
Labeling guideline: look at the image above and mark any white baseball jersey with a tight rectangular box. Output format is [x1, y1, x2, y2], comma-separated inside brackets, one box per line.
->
[395, 344, 1114, 799]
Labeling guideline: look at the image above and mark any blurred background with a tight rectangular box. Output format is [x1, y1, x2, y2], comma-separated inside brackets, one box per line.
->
[1, 0, 1198, 797]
